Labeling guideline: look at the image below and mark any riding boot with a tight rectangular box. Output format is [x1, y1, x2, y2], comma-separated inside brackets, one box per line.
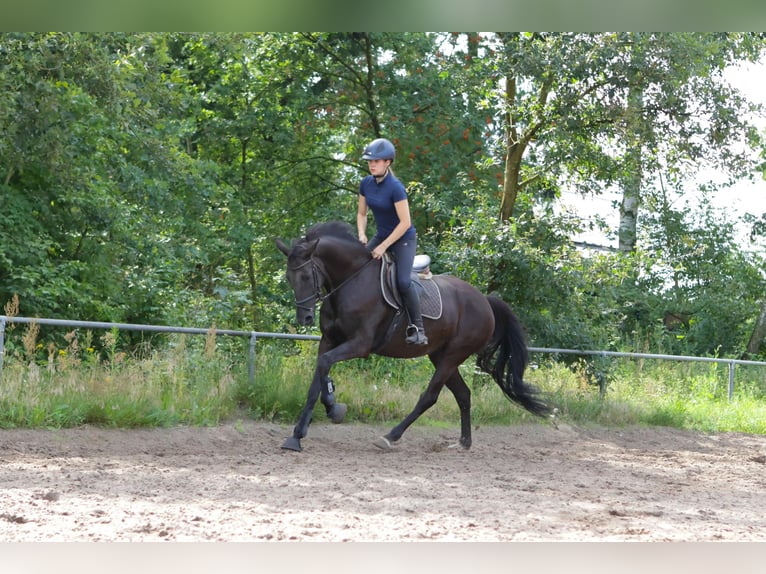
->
[402, 288, 428, 345]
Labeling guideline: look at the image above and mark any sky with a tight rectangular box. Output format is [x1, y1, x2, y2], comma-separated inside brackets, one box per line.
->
[562, 59, 766, 249]
[710, 61, 766, 216]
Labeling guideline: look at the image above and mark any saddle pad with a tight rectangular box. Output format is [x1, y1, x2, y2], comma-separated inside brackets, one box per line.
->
[415, 276, 443, 320]
[380, 257, 443, 320]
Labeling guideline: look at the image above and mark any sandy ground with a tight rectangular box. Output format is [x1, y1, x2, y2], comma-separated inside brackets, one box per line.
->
[1, 419, 765, 542]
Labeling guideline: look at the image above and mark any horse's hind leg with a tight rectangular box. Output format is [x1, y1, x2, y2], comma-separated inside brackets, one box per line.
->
[375, 362, 459, 450]
[444, 371, 472, 449]
[375, 377, 446, 450]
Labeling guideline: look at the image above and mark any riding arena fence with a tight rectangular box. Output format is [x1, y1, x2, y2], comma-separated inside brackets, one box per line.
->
[2, 315, 766, 400]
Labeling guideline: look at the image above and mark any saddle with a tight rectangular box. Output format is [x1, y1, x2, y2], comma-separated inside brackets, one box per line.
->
[380, 253, 443, 320]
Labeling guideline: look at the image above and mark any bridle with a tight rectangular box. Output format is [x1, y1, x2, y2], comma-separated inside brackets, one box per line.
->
[289, 257, 324, 311]
[289, 254, 376, 311]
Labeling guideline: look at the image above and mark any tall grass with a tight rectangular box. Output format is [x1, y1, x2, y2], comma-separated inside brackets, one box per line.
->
[238, 340, 766, 434]
[525, 357, 766, 434]
[0, 323, 242, 428]
[2, 321, 766, 434]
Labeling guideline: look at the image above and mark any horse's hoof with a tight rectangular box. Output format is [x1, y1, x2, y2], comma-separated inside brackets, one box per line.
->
[281, 437, 303, 452]
[373, 436, 394, 451]
[329, 403, 347, 424]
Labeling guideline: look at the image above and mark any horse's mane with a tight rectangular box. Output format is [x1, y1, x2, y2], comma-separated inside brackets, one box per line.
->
[304, 221, 358, 245]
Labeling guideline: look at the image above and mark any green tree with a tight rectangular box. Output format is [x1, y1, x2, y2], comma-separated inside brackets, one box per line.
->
[635, 190, 766, 356]
[453, 34, 764, 235]
[0, 33, 215, 324]
[169, 33, 350, 329]
[4, 32, 766, 365]
[293, 33, 496, 241]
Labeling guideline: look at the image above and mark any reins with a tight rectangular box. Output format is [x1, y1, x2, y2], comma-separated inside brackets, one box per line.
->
[290, 253, 376, 310]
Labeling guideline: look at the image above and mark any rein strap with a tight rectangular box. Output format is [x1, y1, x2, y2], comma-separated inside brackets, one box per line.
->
[293, 256, 376, 309]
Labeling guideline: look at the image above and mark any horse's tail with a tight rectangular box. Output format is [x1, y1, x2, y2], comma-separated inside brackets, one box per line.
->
[477, 295, 551, 417]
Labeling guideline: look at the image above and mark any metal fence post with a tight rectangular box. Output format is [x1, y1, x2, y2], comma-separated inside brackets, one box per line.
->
[0, 316, 6, 379]
[249, 332, 257, 389]
[728, 361, 736, 400]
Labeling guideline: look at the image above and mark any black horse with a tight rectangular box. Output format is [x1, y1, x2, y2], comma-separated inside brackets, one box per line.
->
[275, 221, 551, 451]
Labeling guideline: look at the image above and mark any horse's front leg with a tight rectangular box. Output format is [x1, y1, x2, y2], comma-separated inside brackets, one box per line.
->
[281, 367, 325, 452]
[281, 337, 369, 452]
[321, 375, 347, 424]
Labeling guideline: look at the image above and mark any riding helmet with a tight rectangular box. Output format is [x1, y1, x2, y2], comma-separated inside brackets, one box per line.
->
[361, 138, 396, 162]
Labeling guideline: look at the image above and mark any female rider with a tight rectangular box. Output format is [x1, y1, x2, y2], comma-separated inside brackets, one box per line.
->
[356, 137, 428, 345]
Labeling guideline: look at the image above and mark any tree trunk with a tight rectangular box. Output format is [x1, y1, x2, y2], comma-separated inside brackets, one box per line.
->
[500, 143, 524, 222]
[745, 298, 766, 356]
[500, 51, 552, 222]
[246, 245, 258, 324]
[618, 81, 643, 252]
[618, 187, 640, 252]
[500, 68, 520, 222]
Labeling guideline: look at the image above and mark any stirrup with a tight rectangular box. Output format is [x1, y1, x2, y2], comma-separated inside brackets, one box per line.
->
[405, 324, 428, 345]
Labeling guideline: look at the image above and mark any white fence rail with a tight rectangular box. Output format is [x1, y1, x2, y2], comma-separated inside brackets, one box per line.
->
[2, 315, 766, 399]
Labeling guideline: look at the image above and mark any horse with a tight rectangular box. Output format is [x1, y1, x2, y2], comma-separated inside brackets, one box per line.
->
[275, 221, 552, 452]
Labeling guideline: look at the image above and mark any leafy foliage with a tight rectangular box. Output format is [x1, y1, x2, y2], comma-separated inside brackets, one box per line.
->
[2, 32, 766, 369]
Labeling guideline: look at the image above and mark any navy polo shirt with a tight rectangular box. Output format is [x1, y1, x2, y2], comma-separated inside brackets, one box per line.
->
[359, 173, 416, 240]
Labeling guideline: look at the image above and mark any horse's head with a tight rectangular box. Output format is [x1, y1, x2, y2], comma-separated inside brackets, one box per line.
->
[276, 236, 321, 326]
[277, 221, 371, 326]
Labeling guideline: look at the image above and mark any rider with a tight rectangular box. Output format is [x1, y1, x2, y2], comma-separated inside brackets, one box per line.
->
[357, 137, 428, 346]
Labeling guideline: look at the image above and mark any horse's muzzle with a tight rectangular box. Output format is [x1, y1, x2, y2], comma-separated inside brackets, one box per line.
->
[297, 310, 314, 326]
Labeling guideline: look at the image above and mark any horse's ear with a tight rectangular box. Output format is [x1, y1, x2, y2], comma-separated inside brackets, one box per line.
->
[275, 238, 290, 256]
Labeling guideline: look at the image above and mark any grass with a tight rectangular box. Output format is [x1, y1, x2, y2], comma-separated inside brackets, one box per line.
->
[525, 358, 766, 434]
[0, 326, 241, 428]
[2, 321, 766, 434]
[227, 340, 766, 435]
